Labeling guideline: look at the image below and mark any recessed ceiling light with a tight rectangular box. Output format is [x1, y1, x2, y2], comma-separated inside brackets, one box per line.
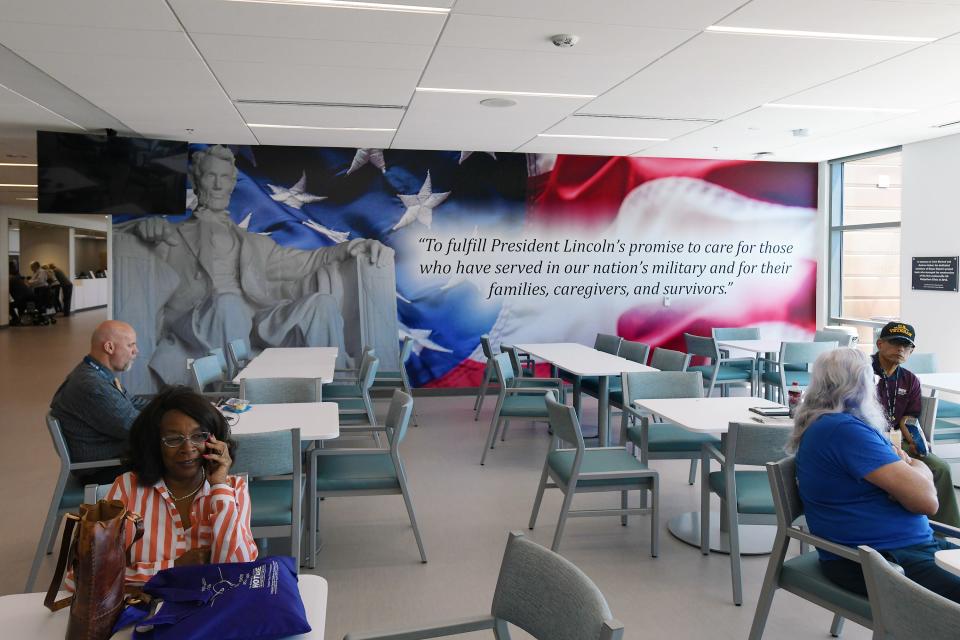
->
[223, 0, 450, 14]
[706, 25, 935, 43]
[16, 197, 38, 201]
[538, 134, 669, 141]
[417, 87, 596, 99]
[0, 162, 37, 167]
[479, 98, 517, 108]
[0, 183, 37, 187]
[247, 123, 396, 131]
[762, 103, 915, 113]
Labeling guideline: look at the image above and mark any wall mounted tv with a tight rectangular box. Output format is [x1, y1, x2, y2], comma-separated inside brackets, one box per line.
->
[37, 131, 187, 215]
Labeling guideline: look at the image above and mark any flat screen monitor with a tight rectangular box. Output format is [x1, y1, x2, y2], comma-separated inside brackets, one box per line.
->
[37, 131, 187, 215]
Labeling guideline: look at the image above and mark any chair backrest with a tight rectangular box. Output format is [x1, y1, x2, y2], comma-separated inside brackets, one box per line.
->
[619, 340, 650, 366]
[594, 333, 623, 356]
[480, 335, 497, 360]
[649, 347, 691, 372]
[490, 531, 623, 640]
[813, 330, 855, 348]
[860, 544, 960, 638]
[241, 378, 318, 404]
[622, 371, 704, 406]
[46, 414, 71, 466]
[712, 327, 760, 341]
[766, 456, 804, 530]
[780, 340, 837, 367]
[399, 336, 415, 365]
[492, 353, 516, 388]
[84, 483, 112, 503]
[725, 422, 793, 467]
[907, 352, 937, 375]
[545, 391, 584, 452]
[228, 338, 250, 370]
[231, 428, 299, 479]
[191, 355, 224, 393]
[500, 344, 526, 378]
[209, 348, 230, 375]
[384, 389, 414, 450]
[919, 394, 939, 442]
[359, 352, 380, 391]
[684, 333, 718, 361]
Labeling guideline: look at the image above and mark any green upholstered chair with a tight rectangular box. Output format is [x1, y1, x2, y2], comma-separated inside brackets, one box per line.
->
[372, 337, 420, 426]
[231, 428, 303, 570]
[227, 337, 251, 373]
[343, 530, 623, 640]
[712, 327, 761, 367]
[580, 340, 650, 405]
[560, 333, 623, 391]
[684, 333, 754, 397]
[481, 354, 564, 465]
[702, 422, 792, 605]
[907, 352, 960, 419]
[528, 392, 658, 555]
[191, 354, 234, 399]
[759, 341, 837, 402]
[860, 544, 960, 640]
[501, 344, 567, 403]
[781, 331, 855, 373]
[749, 456, 872, 639]
[326, 352, 382, 446]
[618, 371, 716, 486]
[474, 335, 501, 421]
[649, 347, 691, 372]
[25, 414, 122, 592]
[309, 390, 427, 564]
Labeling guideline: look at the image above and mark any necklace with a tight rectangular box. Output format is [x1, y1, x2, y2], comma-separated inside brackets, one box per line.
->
[167, 468, 206, 503]
[878, 367, 901, 428]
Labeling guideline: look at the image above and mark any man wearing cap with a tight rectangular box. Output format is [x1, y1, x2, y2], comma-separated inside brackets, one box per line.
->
[873, 321, 959, 527]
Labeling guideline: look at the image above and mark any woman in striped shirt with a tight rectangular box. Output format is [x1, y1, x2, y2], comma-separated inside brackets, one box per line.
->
[102, 386, 258, 584]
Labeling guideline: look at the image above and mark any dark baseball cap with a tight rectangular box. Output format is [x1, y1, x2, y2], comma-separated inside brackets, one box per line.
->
[879, 321, 916, 346]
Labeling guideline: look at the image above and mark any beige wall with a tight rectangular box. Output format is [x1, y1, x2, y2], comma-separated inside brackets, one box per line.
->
[18, 223, 69, 275]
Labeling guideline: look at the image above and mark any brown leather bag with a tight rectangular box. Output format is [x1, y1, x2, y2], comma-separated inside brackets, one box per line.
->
[44, 500, 143, 640]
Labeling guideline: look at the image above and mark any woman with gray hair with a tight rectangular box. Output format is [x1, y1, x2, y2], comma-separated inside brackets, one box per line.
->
[791, 347, 960, 602]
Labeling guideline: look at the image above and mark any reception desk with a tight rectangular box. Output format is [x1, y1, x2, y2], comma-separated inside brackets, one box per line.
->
[72, 278, 108, 311]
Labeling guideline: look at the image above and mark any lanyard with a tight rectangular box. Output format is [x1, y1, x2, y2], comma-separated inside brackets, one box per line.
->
[83, 356, 125, 395]
[878, 367, 901, 427]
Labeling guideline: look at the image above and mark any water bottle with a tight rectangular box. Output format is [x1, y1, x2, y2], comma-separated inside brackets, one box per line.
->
[787, 381, 802, 418]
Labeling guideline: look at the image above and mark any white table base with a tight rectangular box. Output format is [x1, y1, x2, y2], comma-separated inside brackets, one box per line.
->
[668, 512, 777, 555]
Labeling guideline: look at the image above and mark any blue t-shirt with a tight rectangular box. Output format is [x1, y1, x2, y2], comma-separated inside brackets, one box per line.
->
[796, 412, 933, 560]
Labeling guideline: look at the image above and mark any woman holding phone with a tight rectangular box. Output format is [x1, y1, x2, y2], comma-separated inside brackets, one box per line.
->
[100, 386, 258, 585]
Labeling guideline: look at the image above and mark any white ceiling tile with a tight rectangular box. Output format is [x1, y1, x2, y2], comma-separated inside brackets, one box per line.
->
[0, 84, 84, 130]
[249, 128, 395, 148]
[584, 33, 918, 120]
[719, 0, 960, 39]
[452, 0, 747, 30]
[393, 91, 590, 151]
[544, 116, 709, 139]
[192, 33, 432, 69]
[0, 23, 199, 60]
[515, 137, 653, 156]
[209, 60, 419, 105]
[236, 102, 404, 128]
[0, 0, 180, 30]
[170, 0, 446, 45]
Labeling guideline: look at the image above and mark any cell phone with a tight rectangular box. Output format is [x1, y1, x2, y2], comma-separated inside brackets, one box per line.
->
[904, 417, 928, 457]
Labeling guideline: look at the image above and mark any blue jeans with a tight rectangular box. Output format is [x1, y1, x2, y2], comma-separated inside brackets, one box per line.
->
[820, 537, 960, 604]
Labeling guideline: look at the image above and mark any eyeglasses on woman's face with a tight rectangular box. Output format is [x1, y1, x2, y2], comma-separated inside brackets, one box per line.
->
[160, 432, 211, 448]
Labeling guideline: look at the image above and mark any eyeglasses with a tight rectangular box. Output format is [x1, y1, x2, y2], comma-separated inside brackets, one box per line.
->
[160, 432, 211, 448]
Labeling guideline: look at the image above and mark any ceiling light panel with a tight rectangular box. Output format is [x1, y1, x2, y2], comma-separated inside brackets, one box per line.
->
[584, 32, 916, 120]
[223, 0, 450, 14]
[516, 136, 659, 157]
[716, 0, 960, 40]
[705, 26, 934, 43]
[247, 126, 395, 148]
[545, 115, 709, 139]
[416, 87, 596, 99]
[236, 102, 405, 129]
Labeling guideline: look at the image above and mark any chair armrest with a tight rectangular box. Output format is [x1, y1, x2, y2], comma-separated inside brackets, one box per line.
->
[756, 357, 781, 369]
[343, 615, 496, 640]
[513, 377, 564, 386]
[718, 356, 756, 367]
[701, 442, 725, 465]
[931, 520, 960, 539]
[579, 469, 658, 481]
[504, 387, 560, 396]
[786, 526, 861, 562]
[71, 458, 123, 471]
[311, 448, 388, 458]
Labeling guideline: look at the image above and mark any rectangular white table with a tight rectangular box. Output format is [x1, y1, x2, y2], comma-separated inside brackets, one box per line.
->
[514, 342, 657, 446]
[0, 574, 328, 639]
[234, 347, 338, 398]
[917, 373, 960, 396]
[226, 402, 340, 442]
[716, 339, 784, 399]
[634, 396, 788, 554]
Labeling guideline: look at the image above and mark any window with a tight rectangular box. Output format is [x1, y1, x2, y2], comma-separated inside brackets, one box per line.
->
[828, 148, 902, 346]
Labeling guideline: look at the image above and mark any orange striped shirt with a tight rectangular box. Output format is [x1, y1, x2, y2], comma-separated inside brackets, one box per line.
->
[68, 471, 259, 588]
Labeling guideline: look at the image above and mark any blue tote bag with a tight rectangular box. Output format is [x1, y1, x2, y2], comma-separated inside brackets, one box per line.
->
[129, 556, 311, 640]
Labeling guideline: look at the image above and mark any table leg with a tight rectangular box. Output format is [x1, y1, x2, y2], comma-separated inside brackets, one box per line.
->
[668, 512, 775, 555]
[599, 376, 609, 447]
[316, 378, 323, 401]
[573, 375, 582, 420]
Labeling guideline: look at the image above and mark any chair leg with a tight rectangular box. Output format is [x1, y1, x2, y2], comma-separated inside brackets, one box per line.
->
[650, 476, 660, 558]
[551, 489, 576, 552]
[620, 491, 628, 526]
[829, 614, 845, 637]
[528, 462, 550, 530]
[726, 496, 743, 606]
[500, 419, 510, 442]
[474, 366, 492, 420]
[26, 482, 68, 592]
[748, 537, 789, 640]
[493, 619, 511, 640]
[481, 417, 501, 465]
[700, 456, 711, 556]
[688, 458, 698, 485]
[397, 466, 428, 563]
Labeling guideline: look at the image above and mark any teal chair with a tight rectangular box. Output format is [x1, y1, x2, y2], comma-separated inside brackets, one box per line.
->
[907, 352, 960, 419]
[619, 371, 716, 486]
[481, 354, 564, 465]
[759, 341, 837, 402]
[712, 327, 761, 367]
[782, 331, 856, 373]
[501, 344, 566, 401]
[191, 354, 234, 399]
[343, 530, 624, 640]
[560, 333, 623, 394]
[230, 428, 303, 569]
[24, 415, 122, 592]
[309, 390, 427, 564]
[529, 392, 659, 554]
[649, 347, 691, 372]
[372, 337, 420, 426]
[581, 339, 650, 404]
[684, 333, 754, 397]
[227, 337, 251, 373]
[327, 352, 382, 445]
[209, 348, 241, 394]
[474, 335, 501, 421]
[702, 422, 792, 605]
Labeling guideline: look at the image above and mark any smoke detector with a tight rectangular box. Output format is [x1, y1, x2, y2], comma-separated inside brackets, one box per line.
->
[550, 33, 579, 48]
[480, 98, 517, 108]
[753, 151, 775, 160]
[791, 128, 809, 137]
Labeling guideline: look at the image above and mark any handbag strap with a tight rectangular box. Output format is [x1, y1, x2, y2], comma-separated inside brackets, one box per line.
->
[43, 510, 145, 612]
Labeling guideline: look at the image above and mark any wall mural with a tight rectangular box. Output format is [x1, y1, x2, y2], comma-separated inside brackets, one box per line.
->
[113, 145, 817, 393]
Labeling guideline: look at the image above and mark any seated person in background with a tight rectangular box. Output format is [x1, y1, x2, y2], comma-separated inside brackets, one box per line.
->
[790, 347, 960, 603]
[25, 260, 49, 288]
[102, 386, 257, 585]
[50, 320, 146, 483]
[8, 261, 35, 322]
[873, 321, 959, 527]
